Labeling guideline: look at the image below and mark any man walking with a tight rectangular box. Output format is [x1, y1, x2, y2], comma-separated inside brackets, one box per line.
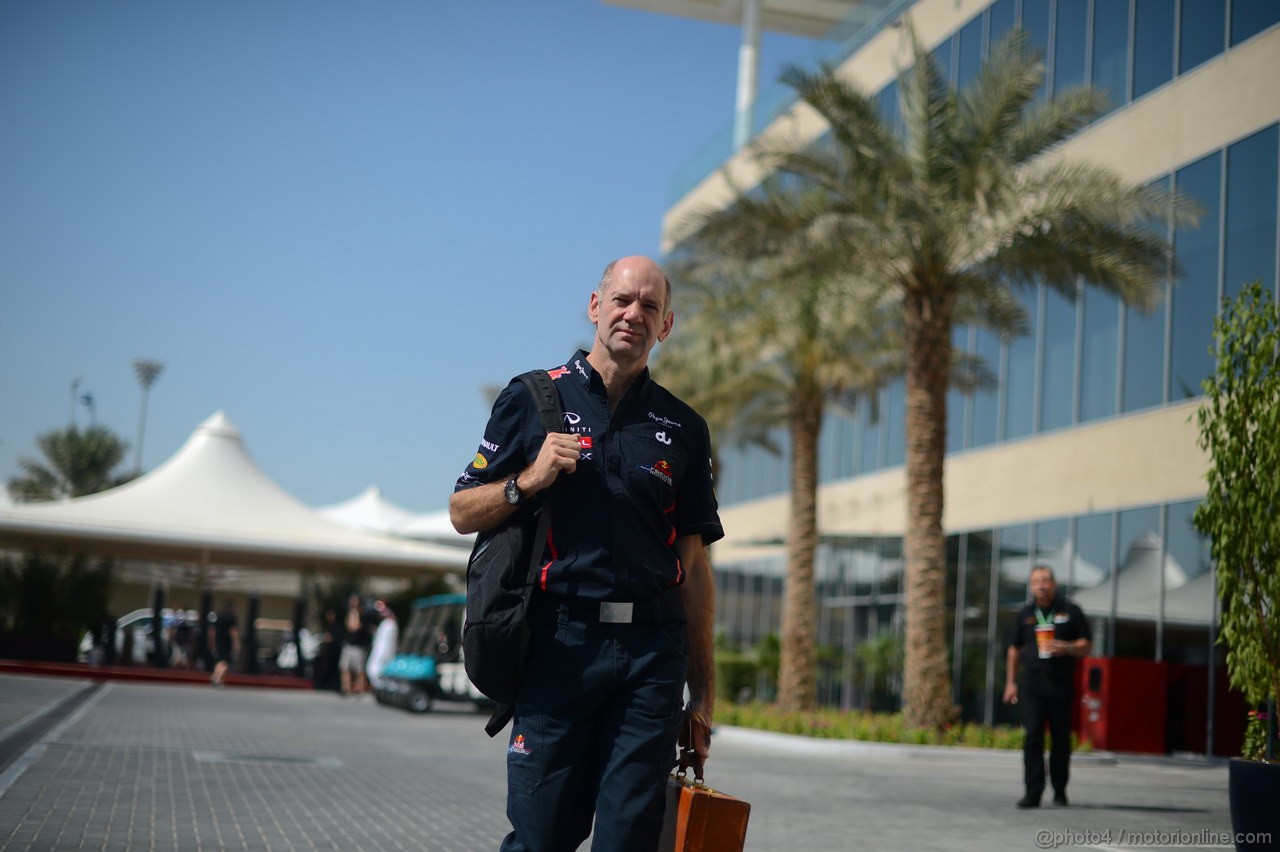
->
[450, 256, 722, 851]
[1004, 564, 1092, 808]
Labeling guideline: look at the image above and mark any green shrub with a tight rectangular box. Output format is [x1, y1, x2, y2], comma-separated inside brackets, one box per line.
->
[716, 700, 1025, 749]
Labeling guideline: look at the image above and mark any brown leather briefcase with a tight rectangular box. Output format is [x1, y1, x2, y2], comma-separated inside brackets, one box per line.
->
[656, 771, 751, 852]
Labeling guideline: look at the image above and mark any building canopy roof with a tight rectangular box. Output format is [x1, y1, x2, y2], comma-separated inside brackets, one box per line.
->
[0, 412, 467, 575]
[602, 0, 858, 37]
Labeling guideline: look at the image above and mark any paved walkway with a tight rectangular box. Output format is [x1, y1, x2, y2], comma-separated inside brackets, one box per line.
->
[0, 673, 1239, 851]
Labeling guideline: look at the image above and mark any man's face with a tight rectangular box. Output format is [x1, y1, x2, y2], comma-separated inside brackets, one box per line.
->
[588, 264, 673, 363]
[1030, 569, 1056, 606]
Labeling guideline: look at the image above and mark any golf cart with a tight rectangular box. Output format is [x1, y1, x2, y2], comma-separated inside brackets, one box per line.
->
[374, 593, 489, 713]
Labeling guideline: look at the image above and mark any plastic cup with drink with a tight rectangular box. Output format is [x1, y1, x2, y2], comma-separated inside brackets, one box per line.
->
[1034, 623, 1056, 659]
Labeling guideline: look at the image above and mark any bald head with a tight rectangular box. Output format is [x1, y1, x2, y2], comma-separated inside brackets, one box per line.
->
[587, 255, 675, 374]
[598, 256, 672, 314]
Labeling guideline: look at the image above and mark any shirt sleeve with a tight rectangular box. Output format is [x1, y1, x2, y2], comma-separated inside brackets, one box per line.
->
[1008, 610, 1026, 649]
[1070, 602, 1092, 643]
[671, 415, 724, 546]
[452, 379, 536, 493]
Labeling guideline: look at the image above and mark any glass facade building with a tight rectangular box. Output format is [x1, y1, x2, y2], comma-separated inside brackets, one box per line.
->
[657, 0, 1280, 751]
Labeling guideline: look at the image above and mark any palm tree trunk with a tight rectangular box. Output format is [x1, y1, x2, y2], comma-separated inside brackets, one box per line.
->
[777, 394, 822, 712]
[901, 288, 958, 729]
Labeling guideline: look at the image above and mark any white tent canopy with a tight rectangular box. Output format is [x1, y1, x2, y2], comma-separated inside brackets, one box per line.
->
[318, 486, 474, 550]
[394, 510, 474, 549]
[317, 485, 419, 534]
[0, 412, 467, 576]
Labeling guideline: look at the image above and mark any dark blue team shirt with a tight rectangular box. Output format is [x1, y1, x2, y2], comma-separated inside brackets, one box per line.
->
[454, 350, 724, 602]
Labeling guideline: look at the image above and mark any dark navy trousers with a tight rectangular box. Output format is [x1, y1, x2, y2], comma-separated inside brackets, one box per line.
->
[500, 600, 688, 852]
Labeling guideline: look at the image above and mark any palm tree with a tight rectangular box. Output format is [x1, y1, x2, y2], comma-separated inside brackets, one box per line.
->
[679, 27, 1193, 727]
[7, 425, 133, 502]
[671, 180, 901, 712]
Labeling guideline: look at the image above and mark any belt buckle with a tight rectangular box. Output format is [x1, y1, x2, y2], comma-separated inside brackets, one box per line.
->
[599, 602, 634, 624]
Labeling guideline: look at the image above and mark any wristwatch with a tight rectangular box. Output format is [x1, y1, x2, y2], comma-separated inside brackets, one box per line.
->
[504, 475, 524, 506]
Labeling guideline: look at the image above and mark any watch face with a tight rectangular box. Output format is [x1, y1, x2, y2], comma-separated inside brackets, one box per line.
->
[504, 478, 521, 505]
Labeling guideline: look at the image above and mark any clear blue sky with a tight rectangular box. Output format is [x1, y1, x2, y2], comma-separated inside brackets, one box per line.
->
[0, 0, 816, 513]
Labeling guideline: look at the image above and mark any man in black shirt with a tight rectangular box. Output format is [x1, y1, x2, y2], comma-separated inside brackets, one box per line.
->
[1004, 564, 1091, 808]
[451, 256, 722, 852]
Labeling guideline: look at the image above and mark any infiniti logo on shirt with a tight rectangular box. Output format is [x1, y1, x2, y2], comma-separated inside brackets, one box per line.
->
[563, 412, 592, 435]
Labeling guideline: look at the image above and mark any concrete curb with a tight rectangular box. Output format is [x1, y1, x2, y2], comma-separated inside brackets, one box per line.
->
[714, 724, 1228, 767]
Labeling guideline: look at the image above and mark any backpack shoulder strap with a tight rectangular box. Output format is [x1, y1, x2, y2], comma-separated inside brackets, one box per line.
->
[517, 369, 564, 435]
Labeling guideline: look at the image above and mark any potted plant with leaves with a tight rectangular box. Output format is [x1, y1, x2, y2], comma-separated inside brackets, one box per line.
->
[1193, 280, 1280, 852]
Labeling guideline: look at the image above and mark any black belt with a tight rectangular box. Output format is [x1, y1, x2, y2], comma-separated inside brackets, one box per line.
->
[540, 592, 684, 624]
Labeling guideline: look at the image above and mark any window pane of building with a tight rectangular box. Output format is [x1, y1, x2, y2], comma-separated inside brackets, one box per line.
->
[1074, 511, 1114, 595]
[1170, 151, 1222, 401]
[1080, 287, 1119, 422]
[879, 536, 903, 597]
[1091, 0, 1131, 113]
[1165, 500, 1210, 582]
[1115, 506, 1161, 658]
[1040, 283, 1078, 431]
[878, 80, 901, 138]
[989, 0, 1017, 48]
[1133, 0, 1176, 99]
[1123, 176, 1171, 412]
[1231, 0, 1280, 45]
[838, 410, 856, 479]
[971, 328, 1000, 447]
[1053, 0, 1089, 96]
[932, 39, 953, 86]
[1021, 0, 1052, 102]
[1179, 0, 1226, 74]
[1074, 511, 1113, 655]
[1033, 518, 1071, 580]
[1003, 288, 1037, 440]
[956, 15, 984, 89]
[998, 524, 1031, 605]
[858, 393, 881, 473]
[955, 531, 994, 719]
[883, 378, 905, 468]
[947, 326, 969, 453]
[1224, 124, 1279, 303]
[1163, 500, 1215, 669]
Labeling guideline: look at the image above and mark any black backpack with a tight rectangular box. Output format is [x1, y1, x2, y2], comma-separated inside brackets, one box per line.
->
[462, 369, 563, 737]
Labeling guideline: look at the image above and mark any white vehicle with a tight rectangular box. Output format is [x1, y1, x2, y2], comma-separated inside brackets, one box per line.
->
[79, 608, 198, 665]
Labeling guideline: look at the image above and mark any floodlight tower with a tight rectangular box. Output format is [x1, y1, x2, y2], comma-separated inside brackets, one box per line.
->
[132, 358, 165, 473]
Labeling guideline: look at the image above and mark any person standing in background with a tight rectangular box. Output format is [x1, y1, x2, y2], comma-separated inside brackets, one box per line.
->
[1004, 565, 1092, 808]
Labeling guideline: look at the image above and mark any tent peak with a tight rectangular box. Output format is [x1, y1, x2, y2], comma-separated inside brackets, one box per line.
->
[197, 411, 242, 440]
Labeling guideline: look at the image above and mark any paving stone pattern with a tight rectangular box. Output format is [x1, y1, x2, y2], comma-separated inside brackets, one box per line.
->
[0, 676, 85, 735]
[0, 675, 1236, 851]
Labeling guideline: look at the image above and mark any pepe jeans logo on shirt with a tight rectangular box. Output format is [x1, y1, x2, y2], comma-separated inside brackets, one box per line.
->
[648, 412, 682, 429]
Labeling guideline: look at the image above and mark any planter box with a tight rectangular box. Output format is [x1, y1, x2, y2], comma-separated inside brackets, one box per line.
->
[1228, 757, 1280, 851]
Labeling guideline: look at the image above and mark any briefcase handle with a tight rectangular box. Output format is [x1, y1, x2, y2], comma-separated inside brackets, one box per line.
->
[675, 714, 706, 786]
